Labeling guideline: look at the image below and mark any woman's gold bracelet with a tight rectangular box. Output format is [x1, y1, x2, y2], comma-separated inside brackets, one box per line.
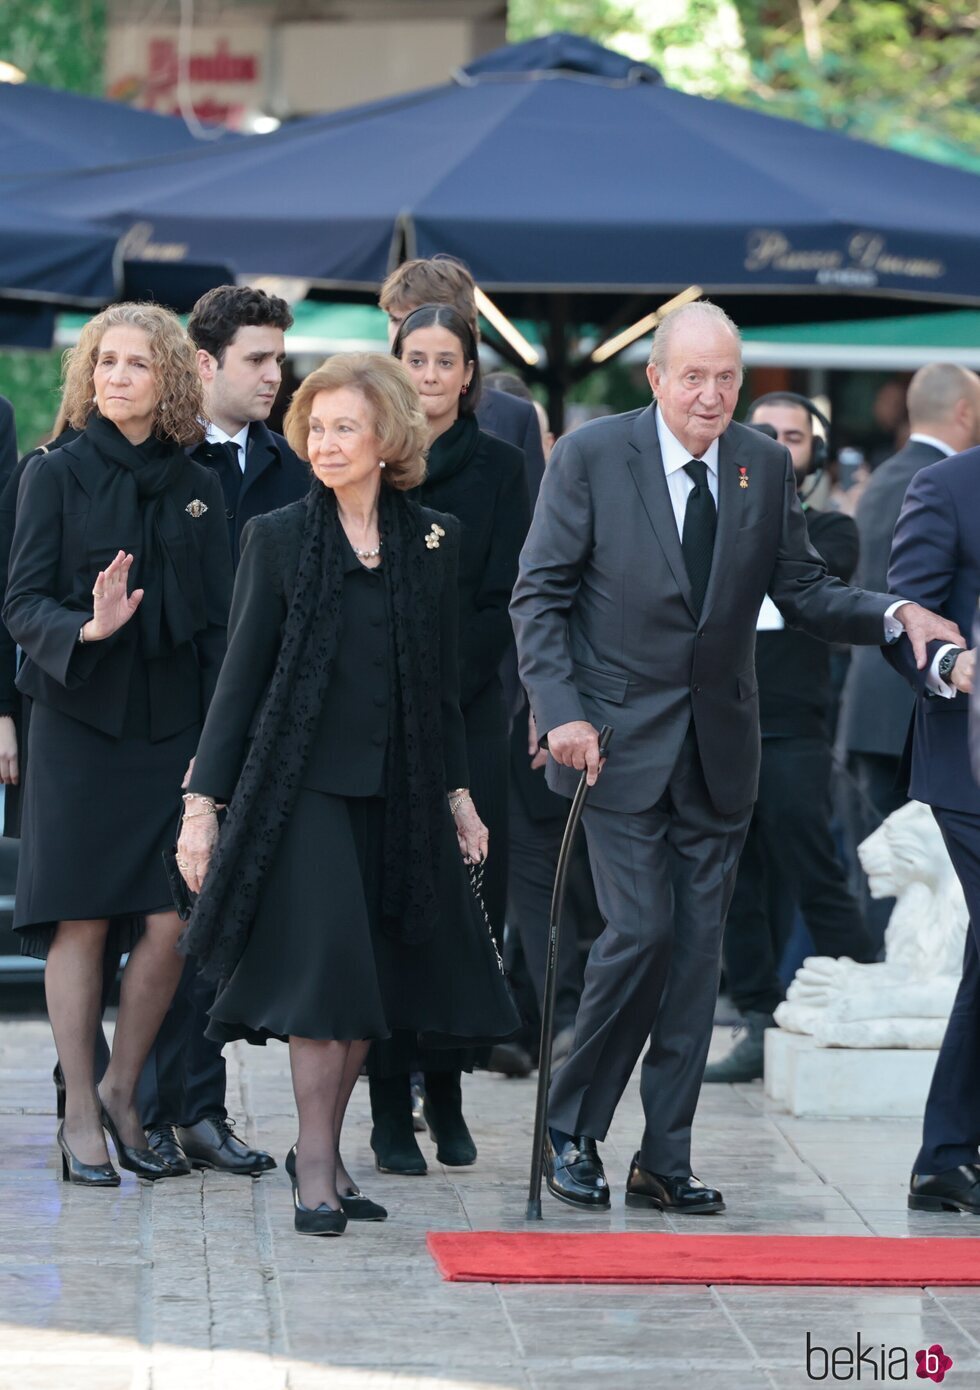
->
[182, 808, 217, 820]
[448, 790, 472, 816]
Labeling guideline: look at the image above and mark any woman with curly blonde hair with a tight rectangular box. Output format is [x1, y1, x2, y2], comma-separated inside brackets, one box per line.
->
[3, 302, 233, 1188]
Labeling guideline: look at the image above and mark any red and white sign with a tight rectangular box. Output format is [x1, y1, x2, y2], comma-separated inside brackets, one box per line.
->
[106, 25, 270, 130]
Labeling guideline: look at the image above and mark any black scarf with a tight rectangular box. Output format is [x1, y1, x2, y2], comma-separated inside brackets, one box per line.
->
[85, 412, 206, 658]
[421, 414, 480, 489]
[183, 484, 447, 983]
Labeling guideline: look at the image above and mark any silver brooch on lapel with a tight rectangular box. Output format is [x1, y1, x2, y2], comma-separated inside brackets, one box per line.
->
[425, 523, 445, 550]
[185, 499, 209, 518]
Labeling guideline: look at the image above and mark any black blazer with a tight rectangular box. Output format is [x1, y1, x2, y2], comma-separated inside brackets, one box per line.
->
[477, 388, 545, 503]
[413, 429, 530, 731]
[838, 439, 946, 758]
[756, 507, 859, 740]
[190, 420, 310, 567]
[188, 498, 469, 806]
[3, 432, 233, 742]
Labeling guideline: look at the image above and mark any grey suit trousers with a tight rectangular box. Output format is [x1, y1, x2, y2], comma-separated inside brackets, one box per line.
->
[549, 725, 752, 1176]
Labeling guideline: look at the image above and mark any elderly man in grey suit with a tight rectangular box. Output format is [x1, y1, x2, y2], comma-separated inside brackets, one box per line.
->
[511, 301, 960, 1213]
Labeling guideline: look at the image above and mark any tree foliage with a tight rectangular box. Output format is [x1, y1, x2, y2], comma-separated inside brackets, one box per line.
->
[509, 0, 980, 171]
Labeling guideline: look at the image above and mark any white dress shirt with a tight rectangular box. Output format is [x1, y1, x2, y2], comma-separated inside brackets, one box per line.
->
[205, 421, 249, 473]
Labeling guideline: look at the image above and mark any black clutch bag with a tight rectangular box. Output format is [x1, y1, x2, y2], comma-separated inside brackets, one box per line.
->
[162, 845, 195, 921]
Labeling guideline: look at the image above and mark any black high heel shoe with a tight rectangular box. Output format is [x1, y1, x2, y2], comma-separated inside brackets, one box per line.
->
[99, 1102, 171, 1180]
[57, 1122, 120, 1187]
[293, 1184, 347, 1237]
[285, 1145, 387, 1222]
[54, 1064, 66, 1121]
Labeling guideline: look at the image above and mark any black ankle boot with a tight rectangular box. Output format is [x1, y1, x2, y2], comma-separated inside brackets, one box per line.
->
[369, 1074, 427, 1175]
[423, 1069, 477, 1167]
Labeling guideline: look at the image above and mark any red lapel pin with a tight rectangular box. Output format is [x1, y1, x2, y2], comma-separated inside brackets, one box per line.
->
[738, 466, 749, 490]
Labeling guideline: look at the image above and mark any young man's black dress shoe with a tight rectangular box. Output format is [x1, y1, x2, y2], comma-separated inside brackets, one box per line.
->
[176, 1115, 276, 1176]
[909, 1164, 980, 1214]
[625, 1154, 725, 1213]
[546, 1133, 610, 1209]
[145, 1124, 192, 1176]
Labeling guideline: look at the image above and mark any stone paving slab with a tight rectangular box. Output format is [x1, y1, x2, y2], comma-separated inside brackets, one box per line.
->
[2, 1016, 980, 1390]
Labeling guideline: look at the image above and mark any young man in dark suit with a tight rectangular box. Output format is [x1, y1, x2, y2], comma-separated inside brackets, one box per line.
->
[839, 364, 980, 948]
[139, 285, 309, 1177]
[512, 301, 958, 1214]
[885, 396, 980, 1215]
[704, 393, 874, 1084]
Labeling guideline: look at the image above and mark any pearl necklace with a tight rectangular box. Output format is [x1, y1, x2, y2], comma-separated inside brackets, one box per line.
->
[352, 539, 383, 559]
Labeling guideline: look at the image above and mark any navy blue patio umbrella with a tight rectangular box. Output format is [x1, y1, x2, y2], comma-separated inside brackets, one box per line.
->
[0, 81, 227, 178]
[8, 33, 979, 312]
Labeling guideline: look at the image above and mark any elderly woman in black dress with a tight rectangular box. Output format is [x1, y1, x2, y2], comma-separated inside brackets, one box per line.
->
[4, 303, 232, 1187]
[366, 305, 529, 1175]
[177, 352, 517, 1237]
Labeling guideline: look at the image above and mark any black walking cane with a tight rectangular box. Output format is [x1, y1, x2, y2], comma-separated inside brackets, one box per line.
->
[526, 724, 614, 1221]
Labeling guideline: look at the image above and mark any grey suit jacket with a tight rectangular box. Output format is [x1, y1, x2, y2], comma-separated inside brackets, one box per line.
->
[511, 404, 891, 816]
[838, 439, 946, 759]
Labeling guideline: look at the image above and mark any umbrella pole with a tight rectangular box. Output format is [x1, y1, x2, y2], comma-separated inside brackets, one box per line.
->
[526, 725, 613, 1221]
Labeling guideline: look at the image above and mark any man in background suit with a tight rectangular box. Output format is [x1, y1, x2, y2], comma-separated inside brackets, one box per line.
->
[139, 285, 309, 1177]
[886, 440, 980, 1215]
[379, 256, 545, 499]
[839, 365, 980, 949]
[0, 395, 19, 800]
[705, 393, 874, 1084]
[512, 301, 957, 1214]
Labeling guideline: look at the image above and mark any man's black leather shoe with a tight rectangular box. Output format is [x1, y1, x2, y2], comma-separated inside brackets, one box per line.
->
[625, 1154, 725, 1213]
[176, 1115, 276, 1176]
[909, 1164, 980, 1214]
[546, 1134, 610, 1210]
[145, 1124, 192, 1176]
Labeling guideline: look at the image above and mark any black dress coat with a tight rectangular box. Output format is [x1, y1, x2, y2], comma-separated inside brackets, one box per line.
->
[4, 432, 231, 743]
[188, 499, 468, 804]
[189, 420, 310, 567]
[412, 428, 530, 733]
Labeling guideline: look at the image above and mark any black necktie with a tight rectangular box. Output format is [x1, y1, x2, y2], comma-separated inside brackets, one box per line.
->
[681, 459, 717, 615]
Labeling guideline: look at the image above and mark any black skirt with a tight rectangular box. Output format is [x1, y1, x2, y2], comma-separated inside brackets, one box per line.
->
[204, 788, 519, 1049]
[14, 701, 196, 958]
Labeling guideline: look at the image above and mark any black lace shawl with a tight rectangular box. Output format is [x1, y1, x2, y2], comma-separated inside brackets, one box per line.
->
[182, 483, 452, 982]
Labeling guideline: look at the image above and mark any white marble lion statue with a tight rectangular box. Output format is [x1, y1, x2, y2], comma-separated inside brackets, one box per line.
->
[774, 800, 966, 1048]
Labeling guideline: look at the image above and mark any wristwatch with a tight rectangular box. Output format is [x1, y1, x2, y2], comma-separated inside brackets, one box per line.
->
[937, 648, 961, 684]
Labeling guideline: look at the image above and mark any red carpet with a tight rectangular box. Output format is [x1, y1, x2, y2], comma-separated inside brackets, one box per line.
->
[427, 1232, 980, 1286]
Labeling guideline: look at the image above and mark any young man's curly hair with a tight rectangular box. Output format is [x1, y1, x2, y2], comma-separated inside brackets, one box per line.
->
[62, 302, 206, 447]
[188, 284, 294, 364]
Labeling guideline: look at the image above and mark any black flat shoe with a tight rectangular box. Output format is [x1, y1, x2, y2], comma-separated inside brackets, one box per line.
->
[546, 1133, 610, 1210]
[369, 1075, 428, 1175]
[423, 1070, 477, 1167]
[285, 1146, 388, 1221]
[909, 1165, 980, 1214]
[293, 1186, 347, 1237]
[625, 1154, 725, 1214]
[176, 1115, 276, 1176]
[57, 1123, 120, 1187]
[145, 1124, 192, 1176]
[99, 1103, 171, 1181]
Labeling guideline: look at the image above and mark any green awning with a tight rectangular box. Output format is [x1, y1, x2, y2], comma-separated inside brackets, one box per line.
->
[740, 311, 980, 369]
